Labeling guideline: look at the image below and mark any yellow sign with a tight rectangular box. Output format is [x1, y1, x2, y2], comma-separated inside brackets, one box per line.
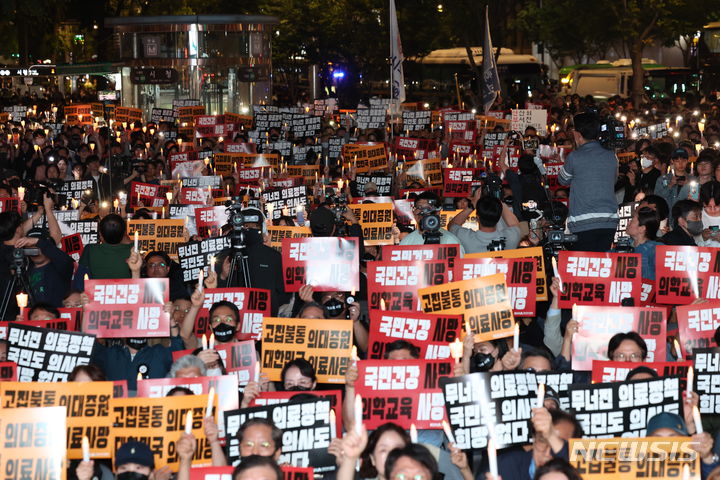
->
[267, 226, 312, 250]
[348, 203, 394, 246]
[466, 246, 548, 301]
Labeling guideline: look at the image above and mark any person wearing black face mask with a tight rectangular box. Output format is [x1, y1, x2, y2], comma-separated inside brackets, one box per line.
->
[180, 293, 243, 350]
[76, 440, 155, 480]
[281, 358, 317, 391]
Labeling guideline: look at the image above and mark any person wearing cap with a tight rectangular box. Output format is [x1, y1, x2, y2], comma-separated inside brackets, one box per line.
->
[646, 412, 719, 477]
[76, 440, 158, 480]
[403, 191, 465, 252]
[654, 148, 696, 216]
[361, 181, 379, 197]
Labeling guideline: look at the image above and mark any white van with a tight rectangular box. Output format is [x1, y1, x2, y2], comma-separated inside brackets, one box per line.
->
[565, 67, 632, 99]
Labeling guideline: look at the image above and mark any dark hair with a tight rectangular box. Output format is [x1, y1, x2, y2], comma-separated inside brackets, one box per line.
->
[237, 419, 283, 453]
[145, 251, 171, 265]
[475, 196, 503, 227]
[517, 154, 539, 176]
[550, 409, 585, 438]
[520, 347, 554, 371]
[86, 154, 100, 164]
[166, 386, 195, 396]
[385, 444, 439, 480]
[634, 206, 660, 241]
[414, 191, 440, 208]
[572, 112, 601, 140]
[639, 194, 669, 221]
[384, 340, 420, 359]
[360, 423, 410, 478]
[209, 300, 239, 323]
[28, 303, 60, 318]
[232, 455, 283, 480]
[297, 301, 325, 318]
[0, 211, 22, 242]
[671, 199, 702, 223]
[607, 331, 648, 361]
[98, 214, 126, 244]
[700, 180, 720, 207]
[280, 358, 317, 385]
[534, 458, 583, 480]
[625, 365, 659, 381]
[68, 364, 106, 381]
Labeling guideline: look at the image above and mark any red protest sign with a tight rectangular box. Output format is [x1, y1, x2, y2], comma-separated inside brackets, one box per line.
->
[20, 307, 83, 329]
[281, 237, 359, 292]
[381, 244, 461, 269]
[130, 181, 169, 208]
[454, 257, 537, 317]
[591, 360, 692, 383]
[655, 245, 720, 305]
[180, 187, 213, 205]
[83, 278, 170, 338]
[194, 206, 228, 237]
[445, 120, 476, 143]
[0, 197, 21, 213]
[676, 301, 720, 357]
[215, 340, 258, 386]
[442, 168, 483, 198]
[558, 251, 642, 308]
[571, 305, 667, 370]
[193, 288, 272, 340]
[640, 279, 655, 306]
[367, 311, 462, 360]
[250, 391, 342, 434]
[189, 467, 233, 480]
[282, 467, 315, 480]
[237, 168, 262, 184]
[355, 359, 452, 429]
[61, 233, 84, 262]
[393, 137, 437, 161]
[0, 361, 17, 381]
[366, 260, 449, 312]
[113, 381, 128, 398]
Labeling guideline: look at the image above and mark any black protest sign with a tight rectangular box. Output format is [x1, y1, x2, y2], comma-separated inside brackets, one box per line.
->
[61, 219, 99, 246]
[615, 201, 638, 243]
[177, 236, 231, 282]
[357, 106, 386, 130]
[693, 348, 720, 414]
[7, 323, 95, 382]
[254, 112, 283, 132]
[262, 140, 292, 157]
[568, 377, 682, 437]
[402, 111, 432, 131]
[355, 174, 392, 196]
[261, 186, 308, 220]
[182, 176, 222, 188]
[151, 108, 176, 123]
[328, 137, 346, 160]
[224, 398, 335, 471]
[441, 372, 543, 449]
[60, 179, 95, 201]
[290, 114, 321, 137]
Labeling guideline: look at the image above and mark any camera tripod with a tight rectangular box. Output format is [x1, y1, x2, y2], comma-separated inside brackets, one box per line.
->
[226, 235, 252, 289]
[0, 250, 36, 320]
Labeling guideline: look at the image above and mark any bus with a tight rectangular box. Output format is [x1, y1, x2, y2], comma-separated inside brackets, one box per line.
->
[699, 21, 720, 94]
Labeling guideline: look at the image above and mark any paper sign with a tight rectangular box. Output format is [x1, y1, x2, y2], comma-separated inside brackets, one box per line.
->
[367, 311, 462, 360]
[281, 237, 359, 292]
[347, 203, 394, 246]
[127, 219, 185, 258]
[250, 390, 342, 434]
[676, 301, 720, 357]
[655, 245, 720, 304]
[466, 247, 547, 301]
[367, 260, 449, 312]
[193, 288, 271, 340]
[590, 360, 691, 384]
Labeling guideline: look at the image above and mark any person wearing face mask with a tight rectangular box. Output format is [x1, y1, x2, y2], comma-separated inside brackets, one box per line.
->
[180, 297, 241, 350]
[76, 440, 157, 480]
[632, 146, 662, 197]
[698, 181, 720, 247]
[660, 199, 702, 246]
[280, 358, 317, 391]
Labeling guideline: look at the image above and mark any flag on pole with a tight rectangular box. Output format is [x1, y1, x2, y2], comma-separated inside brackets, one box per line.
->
[389, 0, 405, 105]
[482, 5, 501, 114]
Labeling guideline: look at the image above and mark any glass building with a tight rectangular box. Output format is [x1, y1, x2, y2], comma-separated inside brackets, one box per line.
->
[105, 15, 278, 115]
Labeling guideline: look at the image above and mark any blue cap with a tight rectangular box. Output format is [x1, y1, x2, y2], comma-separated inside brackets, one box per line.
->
[115, 440, 155, 469]
[671, 148, 689, 159]
[646, 412, 688, 436]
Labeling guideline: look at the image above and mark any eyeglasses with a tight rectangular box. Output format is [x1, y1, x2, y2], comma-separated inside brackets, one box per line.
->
[613, 353, 642, 361]
[210, 315, 236, 325]
[394, 475, 427, 480]
[174, 306, 190, 313]
[242, 440, 273, 449]
[147, 262, 167, 269]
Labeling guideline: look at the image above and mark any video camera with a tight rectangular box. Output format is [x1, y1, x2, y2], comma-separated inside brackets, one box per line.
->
[544, 226, 578, 257]
[328, 194, 349, 236]
[225, 197, 262, 252]
[25, 181, 66, 212]
[586, 108, 626, 150]
[479, 172, 503, 199]
[417, 204, 442, 244]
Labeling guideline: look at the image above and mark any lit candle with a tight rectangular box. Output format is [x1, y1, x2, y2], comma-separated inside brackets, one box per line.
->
[488, 437, 498, 480]
[210, 255, 216, 271]
[351, 345, 359, 364]
[198, 268, 204, 292]
[551, 257, 563, 293]
[17, 186, 25, 200]
[442, 420, 456, 445]
[209, 333, 215, 350]
[465, 319, 472, 336]
[254, 362, 260, 383]
[449, 338, 463, 363]
[513, 323, 520, 351]
[166, 192, 173, 202]
[202, 334, 208, 351]
[16, 292, 28, 309]
[674, 338, 683, 360]
[113, 199, 119, 211]
[137, 372, 143, 381]
[82, 436, 91, 462]
[683, 464, 691, 480]
[184, 410, 193, 434]
[687, 366, 694, 400]
[693, 405, 703, 434]
[380, 297, 386, 311]
[330, 409, 336, 438]
[133, 231, 139, 252]
[354, 394, 363, 434]
[205, 386, 215, 417]
[410, 424, 418, 443]
[536, 383, 545, 409]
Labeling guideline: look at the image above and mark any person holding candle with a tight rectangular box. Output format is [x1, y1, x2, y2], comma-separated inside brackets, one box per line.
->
[73, 214, 133, 287]
[646, 412, 720, 475]
[76, 440, 157, 480]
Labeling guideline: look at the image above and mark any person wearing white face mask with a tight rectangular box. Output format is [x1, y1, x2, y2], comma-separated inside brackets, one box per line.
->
[698, 180, 720, 247]
[631, 146, 661, 197]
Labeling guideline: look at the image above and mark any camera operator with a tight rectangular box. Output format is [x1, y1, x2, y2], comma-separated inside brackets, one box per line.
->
[449, 189, 521, 253]
[399, 191, 464, 251]
[558, 112, 619, 252]
[499, 152, 550, 219]
[309, 196, 365, 254]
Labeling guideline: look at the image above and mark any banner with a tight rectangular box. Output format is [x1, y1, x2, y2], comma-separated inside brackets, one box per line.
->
[367, 260, 449, 312]
[466, 246, 548, 301]
[569, 437, 699, 479]
[572, 305, 667, 371]
[262, 186, 308, 220]
[224, 398, 335, 470]
[442, 168, 483, 198]
[568, 377, 681, 437]
[281, 237, 359, 292]
[419, 274, 515, 343]
[355, 359, 451, 429]
[655, 245, 720, 304]
[127, 219, 185, 258]
[84, 279, 170, 338]
[0, 406, 67, 480]
[676, 301, 720, 357]
[7, 323, 95, 381]
[558, 251, 642, 308]
[454, 257, 537, 317]
[367, 311, 462, 360]
[261, 317, 353, 384]
[342, 144, 387, 173]
[178, 236, 231, 282]
[110, 395, 211, 470]
[194, 288, 272, 340]
[347, 203, 394, 246]
[0, 381, 114, 459]
[591, 360, 692, 384]
[694, 348, 720, 414]
[441, 372, 544, 449]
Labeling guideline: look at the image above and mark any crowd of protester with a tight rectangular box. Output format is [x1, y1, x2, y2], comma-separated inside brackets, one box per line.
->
[3, 87, 720, 480]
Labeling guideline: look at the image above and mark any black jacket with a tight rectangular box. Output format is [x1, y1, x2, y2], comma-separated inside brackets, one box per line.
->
[660, 227, 697, 246]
